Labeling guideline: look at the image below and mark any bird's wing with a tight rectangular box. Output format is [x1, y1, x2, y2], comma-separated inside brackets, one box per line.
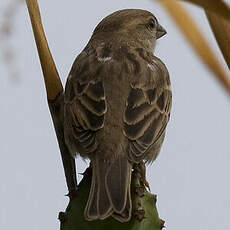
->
[123, 57, 172, 163]
[64, 52, 106, 155]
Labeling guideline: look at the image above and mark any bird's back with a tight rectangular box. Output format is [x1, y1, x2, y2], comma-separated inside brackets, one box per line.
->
[64, 40, 171, 162]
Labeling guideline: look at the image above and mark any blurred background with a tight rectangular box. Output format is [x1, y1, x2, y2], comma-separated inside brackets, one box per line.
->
[0, 0, 230, 229]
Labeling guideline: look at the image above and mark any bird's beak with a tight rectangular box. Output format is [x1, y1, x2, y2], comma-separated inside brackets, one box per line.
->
[156, 24, 167, 39]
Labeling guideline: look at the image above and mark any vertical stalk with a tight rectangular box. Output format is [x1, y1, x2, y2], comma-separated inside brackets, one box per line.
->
[25, 0, 77, 192]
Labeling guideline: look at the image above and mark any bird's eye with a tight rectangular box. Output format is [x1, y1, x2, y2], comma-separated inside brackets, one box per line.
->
[147, 19, 156, 30]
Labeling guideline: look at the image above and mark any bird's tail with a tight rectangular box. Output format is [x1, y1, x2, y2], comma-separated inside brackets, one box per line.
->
[84, 155, 132, 222]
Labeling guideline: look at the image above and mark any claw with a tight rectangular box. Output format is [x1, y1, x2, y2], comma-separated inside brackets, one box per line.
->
[133, 162, 150, 191]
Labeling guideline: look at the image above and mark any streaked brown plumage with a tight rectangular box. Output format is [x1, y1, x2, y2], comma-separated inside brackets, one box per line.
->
[64, 9, 172, 222]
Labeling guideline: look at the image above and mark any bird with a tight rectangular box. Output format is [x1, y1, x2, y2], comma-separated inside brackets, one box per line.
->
[63, 9, 172, 222]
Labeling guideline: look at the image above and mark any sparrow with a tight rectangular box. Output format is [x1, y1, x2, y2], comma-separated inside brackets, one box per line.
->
[64, 9, 172, 222]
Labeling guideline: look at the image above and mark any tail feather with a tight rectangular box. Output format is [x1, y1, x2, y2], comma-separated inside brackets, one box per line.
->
[84, 156, 132, 222]
[84, 163, 99, 220]
[106, 157, 132, 213]
[98, 160, 113, 218]
[84, 159, 112, 220]
[112, 177, 132, 222]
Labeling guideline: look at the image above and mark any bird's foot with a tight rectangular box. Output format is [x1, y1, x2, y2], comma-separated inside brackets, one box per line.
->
[132, 162, 148, 221]
[133, 162, 150, 191]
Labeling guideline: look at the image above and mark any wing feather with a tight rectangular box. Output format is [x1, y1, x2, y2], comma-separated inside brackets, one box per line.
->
[123, 55, 172, 163]
[64, 55, 106, 155]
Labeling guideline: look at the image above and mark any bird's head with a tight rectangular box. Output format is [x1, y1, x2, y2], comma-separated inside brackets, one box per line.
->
[93, 9, 167, 51]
